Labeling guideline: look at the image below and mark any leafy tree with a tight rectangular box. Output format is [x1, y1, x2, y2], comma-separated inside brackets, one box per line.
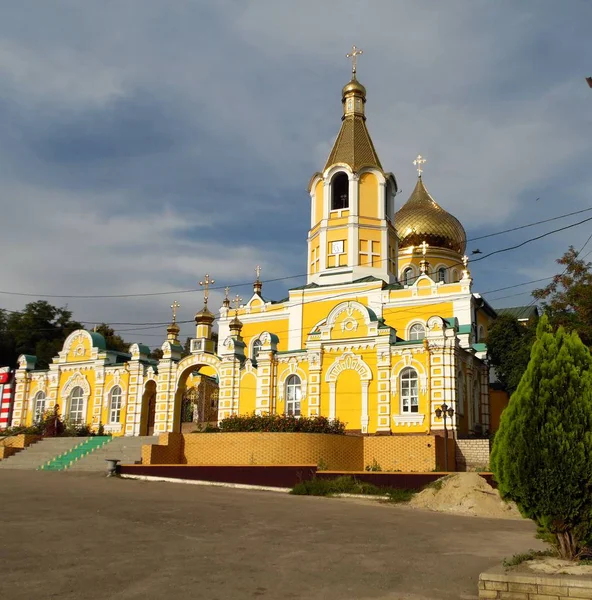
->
[0, 301, 83, 368]
[93, 323, 128, 353]
[150, 347, 164, 360]
[183, 337, 192, 358]
[491, 316, 592, 559]
[487, 314, 536, 394]
[533, 246, 592, 347]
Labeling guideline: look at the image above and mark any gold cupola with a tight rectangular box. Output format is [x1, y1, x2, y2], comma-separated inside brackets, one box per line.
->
[396, 159, 466, 254]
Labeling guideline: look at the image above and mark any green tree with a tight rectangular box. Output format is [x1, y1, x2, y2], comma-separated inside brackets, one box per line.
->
[491, 316, 592, 559]
[149, 347, 163, 360]
[93, 323, 128, 353]
[533, 246, 592, 347]
[1, 301, 83, 368]
[487, 314, 536, 394]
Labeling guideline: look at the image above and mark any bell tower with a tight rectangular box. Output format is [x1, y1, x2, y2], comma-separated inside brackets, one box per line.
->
[307, 47, 399, 286]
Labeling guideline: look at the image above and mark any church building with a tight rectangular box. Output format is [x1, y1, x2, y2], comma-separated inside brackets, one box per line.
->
[7, 52, 497, 439]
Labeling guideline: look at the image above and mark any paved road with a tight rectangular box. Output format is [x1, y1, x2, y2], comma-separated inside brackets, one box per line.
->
[0, 470, 543, 599]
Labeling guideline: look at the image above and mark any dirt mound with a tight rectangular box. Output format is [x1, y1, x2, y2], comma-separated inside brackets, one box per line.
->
[409, 473, 522, 519]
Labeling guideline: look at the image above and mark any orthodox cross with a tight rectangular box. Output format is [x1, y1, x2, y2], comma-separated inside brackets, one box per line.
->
[199, 274, 215, 307]
[419, 240, 429, 256]
[346, 45, 363, 75]
[170, 300, 180, 324]
[232, 294, 242, 318]
[224, 286, 230, 301]
[413, 154, 426, 177]
[255, 265, 261, 282]
[462, 255, 469, 268]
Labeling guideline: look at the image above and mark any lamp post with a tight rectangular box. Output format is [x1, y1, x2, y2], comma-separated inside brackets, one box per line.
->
[435, 402, 455, 471]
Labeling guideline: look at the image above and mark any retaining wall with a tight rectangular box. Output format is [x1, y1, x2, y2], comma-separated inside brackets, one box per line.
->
[456, 438, 490, 471]
[141, 432, 450, 472]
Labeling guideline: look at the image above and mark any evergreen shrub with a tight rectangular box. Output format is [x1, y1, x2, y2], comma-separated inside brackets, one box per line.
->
[206, 413, 347, 434]
[491, 316, 592, 559]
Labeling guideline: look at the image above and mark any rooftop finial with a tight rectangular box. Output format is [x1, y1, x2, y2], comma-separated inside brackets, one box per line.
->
[254, 265, 263, 295]
[199, 274, 215, 308]
[170, 300, 180, 324]
[232, 294, 242, 319]
[419, 240, 429, 256]
[413, 154, 426, 178]
[223, 286, 230, 308]
[346, 45, 363, 77]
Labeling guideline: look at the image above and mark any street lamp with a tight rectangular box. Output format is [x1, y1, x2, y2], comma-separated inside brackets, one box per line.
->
[435, 402, 455, 471]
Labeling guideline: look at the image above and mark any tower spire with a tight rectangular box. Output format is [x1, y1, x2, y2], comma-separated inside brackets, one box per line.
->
[346, 44, 363, 77]
[253, 265, 262, 296]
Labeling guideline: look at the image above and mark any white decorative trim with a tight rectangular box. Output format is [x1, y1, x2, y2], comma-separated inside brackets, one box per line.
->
[326, 353, 372, 383]
[393, 414, 425, 427]
[277, 363, 307, 401]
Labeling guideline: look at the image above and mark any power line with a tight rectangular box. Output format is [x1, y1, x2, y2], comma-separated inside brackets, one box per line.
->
[467, 206, 592, 242]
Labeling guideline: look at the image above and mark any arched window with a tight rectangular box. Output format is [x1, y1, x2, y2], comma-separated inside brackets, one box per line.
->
[331, 173, 349, 210]
[33, 391, 46, 423]
[109, 386, 122, 424]
[403, 267, 414, 286]
[400, 368, 419, 413]
[252, 339, 262, 364]
[477, 325, 485, 342]
[409, 323, 425, 341]
[457, 372, 465, 415]
[285, 374, 302, 417]
[68, 386, 85, 424]
[437, 267, 447, 283]
[473, 380, 480, 425]
[452, 269, 459, 282]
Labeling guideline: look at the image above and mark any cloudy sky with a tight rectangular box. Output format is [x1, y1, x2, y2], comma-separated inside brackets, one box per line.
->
[0, 0, 591, 348]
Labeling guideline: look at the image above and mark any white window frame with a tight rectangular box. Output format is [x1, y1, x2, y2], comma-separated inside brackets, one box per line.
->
[251, 339, 262, 363]
[408, 322, 426, 341]
[109, 385, 122, 424]
[68, 386, 85, 424]
[402, 267, 414, 286]
[285, 374, 302, 417]
[437, 266, 447, 283]
[400, 368, 419, 414]
[33, 391, 46, 423]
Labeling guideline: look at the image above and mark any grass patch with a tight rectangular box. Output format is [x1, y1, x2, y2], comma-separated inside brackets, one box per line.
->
[502, 548, 556, 568]
[290, 476, 416, 503]
[426, 475, 451, 492]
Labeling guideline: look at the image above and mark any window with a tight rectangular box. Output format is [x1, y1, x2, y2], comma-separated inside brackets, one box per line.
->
[400, 368, 419, 413]
[403, 267, 414, 286]
[33, 391, 46, 423]
[477, 325, 485, 342]
[109, 385, 122, 424]
[331, 173, 349, 210]
[409, 323, 425, 341]
[452, 269, 459, 282]
[457, 372, 465, 415]
[285, 374, 302, 416]
[68, 386, 85, 424]
[437, 267, 447, 283]
[252, 339, 261, 364]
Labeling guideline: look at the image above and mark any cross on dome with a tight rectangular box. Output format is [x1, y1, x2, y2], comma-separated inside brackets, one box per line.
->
[346, 45, 363, 75]
[419, 240, 429, 256]
[413, 154, 426, 178]
[170, 300, 180, 323]
[199, 274, 215, 307]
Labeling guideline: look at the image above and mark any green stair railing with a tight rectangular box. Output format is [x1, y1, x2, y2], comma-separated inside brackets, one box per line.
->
[39, 436, 112, 471]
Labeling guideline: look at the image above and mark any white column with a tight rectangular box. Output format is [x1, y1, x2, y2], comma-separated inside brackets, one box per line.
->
[329, 382, 336, 420]
[361, 381, 369, 433]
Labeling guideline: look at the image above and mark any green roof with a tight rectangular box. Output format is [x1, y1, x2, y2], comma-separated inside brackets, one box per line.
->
[496, 306, 539, 321]
[472, 343, 487, 353]
[136, 343, 151, 356]
[394, 339, 425, 346]
[458, 324, 472, 335]
[89, 332, 107, 350]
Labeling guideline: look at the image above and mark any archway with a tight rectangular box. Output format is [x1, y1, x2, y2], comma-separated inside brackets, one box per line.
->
[176, 363, 220, 433]
[140, 380, 157, 436]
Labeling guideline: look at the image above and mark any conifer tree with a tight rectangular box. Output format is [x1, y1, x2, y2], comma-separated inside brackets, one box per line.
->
[491, 315, 592, 559]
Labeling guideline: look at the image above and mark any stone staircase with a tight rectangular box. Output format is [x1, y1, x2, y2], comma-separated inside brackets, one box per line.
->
[67, 436, 156, 471]
[0, 437, 92, 470]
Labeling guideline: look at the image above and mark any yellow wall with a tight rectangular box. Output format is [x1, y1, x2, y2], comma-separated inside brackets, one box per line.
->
[383, 301, 453, 340]
[239, 372, 257, 415]
[359, 172, 378, 217]
[314, 180, 323, 225]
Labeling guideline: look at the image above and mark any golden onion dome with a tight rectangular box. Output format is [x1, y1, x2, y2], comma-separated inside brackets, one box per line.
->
[195, 305, 215, 325]
[342, 77, 366, 99]
[396, 177, 466, 254]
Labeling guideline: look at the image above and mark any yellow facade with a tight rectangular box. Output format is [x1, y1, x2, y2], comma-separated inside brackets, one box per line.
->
[9, 64, 499, 441]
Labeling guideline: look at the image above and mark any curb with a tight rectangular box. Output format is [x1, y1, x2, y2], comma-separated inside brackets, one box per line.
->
[119, 474, 291, 493]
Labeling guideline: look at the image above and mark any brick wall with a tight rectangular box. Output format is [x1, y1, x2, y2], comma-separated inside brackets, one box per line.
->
[456, 438, 490, 471]
[142, 433, 449, 472]
[364, 436, 438, 472]
[480, 566, 592, 599]
[0, 434, 41, 449]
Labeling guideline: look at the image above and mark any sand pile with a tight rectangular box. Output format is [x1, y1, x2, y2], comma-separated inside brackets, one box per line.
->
[409, 473, 522, 519]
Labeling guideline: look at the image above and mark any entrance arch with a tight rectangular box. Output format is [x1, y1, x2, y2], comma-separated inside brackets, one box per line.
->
[326, 353, 372, 433]
[173, 354, 222, 433]
[140, 380, 157, 436]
